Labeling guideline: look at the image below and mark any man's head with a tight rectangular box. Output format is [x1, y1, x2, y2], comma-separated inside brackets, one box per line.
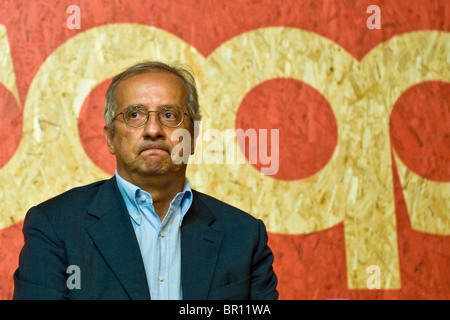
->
[104, 61, 201, 134]
[103, 61, 201, 182]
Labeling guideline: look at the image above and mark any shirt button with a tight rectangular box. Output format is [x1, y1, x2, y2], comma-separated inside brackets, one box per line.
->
[159, 231, 165, 238]
[159, 275, 164, 282]
[140, 195, 147, 202]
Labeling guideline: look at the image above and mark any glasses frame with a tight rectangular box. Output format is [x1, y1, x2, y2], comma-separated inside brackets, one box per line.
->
[113, 105, 191, 128]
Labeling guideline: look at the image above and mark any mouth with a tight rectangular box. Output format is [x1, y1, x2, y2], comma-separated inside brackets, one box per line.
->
[140, 148, 167, 156]
[138, 143, 171, 156]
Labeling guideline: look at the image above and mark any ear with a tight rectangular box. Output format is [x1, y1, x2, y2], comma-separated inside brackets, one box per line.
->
[190, 123, 196, 156]
[103, 126, 116, 155]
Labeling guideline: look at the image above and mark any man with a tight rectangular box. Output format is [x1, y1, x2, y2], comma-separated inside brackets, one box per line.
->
[13, 61, 278, 300]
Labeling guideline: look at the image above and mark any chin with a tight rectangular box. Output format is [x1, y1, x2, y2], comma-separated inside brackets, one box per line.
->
[140, 162, 186, 176]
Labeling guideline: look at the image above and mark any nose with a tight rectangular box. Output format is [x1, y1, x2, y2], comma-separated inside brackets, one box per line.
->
[142, 111, 166, 140]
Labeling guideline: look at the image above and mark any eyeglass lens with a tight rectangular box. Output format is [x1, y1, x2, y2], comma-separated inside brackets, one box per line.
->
[123, 105, 184, 128]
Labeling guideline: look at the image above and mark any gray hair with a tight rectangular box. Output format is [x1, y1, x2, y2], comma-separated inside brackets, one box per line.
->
[104, 61, 201, 133]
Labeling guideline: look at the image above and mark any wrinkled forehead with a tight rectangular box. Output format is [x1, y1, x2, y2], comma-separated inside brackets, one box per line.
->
[114, 71, 188, 108]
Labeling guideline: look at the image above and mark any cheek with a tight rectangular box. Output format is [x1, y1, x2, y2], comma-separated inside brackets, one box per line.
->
[168, 128, 194, 150]
[113, 131, 139, 156]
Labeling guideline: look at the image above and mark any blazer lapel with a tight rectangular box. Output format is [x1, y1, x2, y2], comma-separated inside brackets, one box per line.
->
[85, 177, 150, 300]
[181, 192, 223, 300]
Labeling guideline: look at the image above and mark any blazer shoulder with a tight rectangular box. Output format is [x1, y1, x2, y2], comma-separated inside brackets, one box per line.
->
[32, 178, 112, 218]
[192, 189, 260, 225]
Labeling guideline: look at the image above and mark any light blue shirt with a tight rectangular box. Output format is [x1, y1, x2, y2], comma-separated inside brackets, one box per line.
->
[115, 171, 193, 300]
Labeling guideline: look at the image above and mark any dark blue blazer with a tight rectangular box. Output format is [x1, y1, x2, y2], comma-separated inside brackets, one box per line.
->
[13, 177, 278, 300]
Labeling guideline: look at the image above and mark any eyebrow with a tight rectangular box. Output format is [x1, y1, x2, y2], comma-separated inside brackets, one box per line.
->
[123, 104, 181, 110]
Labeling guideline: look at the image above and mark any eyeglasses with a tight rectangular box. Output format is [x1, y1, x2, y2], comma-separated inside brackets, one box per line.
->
[113, 105, 191, 128]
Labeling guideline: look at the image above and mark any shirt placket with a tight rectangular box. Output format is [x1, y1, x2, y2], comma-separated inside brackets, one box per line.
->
[156, 222, 169, 299]
[136, 191, 159, 297]
[156, 204, 180, 299]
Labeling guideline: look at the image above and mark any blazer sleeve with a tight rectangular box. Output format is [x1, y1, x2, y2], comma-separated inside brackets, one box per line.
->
[13, 206, 69, 300]
[250, 219, 279, 300]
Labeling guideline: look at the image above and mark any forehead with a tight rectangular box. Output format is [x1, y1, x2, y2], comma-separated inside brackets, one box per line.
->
[114, 71, 187, 106]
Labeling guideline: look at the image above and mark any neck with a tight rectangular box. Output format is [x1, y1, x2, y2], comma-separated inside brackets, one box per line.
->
[118, 170, 186, 220]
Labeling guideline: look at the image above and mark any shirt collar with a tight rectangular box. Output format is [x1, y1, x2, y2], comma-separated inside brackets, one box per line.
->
[115, 171, 192, 226]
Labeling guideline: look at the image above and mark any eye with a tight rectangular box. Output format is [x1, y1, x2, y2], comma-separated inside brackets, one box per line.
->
[160, 107, 181, 122]
[161, 111, 176, 119]
[125, 106, 146, 121]
[129, 111, 139, 119]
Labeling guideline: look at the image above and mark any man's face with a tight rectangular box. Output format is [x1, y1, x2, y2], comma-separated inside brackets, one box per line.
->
[104, 71, 194, 182]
